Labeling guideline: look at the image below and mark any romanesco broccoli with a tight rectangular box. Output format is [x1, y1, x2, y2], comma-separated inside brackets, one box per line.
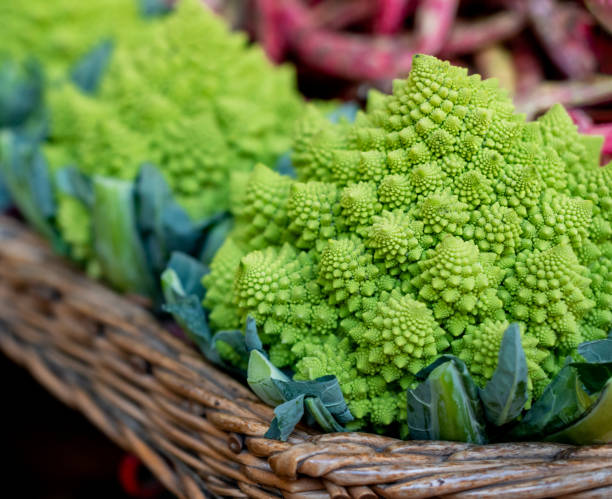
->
[39, 0, 302, 264]
[0, 0, 143, 79]
[203, 55, 612, 429]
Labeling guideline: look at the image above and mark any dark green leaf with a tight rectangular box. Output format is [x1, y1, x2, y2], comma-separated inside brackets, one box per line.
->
[55, 166, 94, 207]
[510, 362, 594, 439]
[140, 0, 173, 17]
[0, 176, 10, 212]
[480, 323, 528, 426]
[304, 397, 345, 433]
[577, 339, 612, 363]
[415, 354, 463, 380]
[212, 330, 249, 361]
[135, 164, 215, 280]
[70, 40, 113, 94]
[0, 132, 58, 241]
[407, 359, 487, 443]
[570, 363, 612, 394]
[199, 215, 233, 265]
[161, 264, 222, 365]
[265, 395, 305, 441]
[247, 350, 289, 406]
[572, 338, 612, 393]
[165, 251, 207, 299]
[245, 316, 263, 353]
[92, 176, 155, 297]
[163, 295, 213, 348]
[0, 58, 43, 128]
[272, 376, 353, 424]
[546, 378, 612, 444]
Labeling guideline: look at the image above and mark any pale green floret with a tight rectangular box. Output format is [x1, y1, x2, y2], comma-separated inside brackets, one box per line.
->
[204, 55, 612, 428]
[41, 0, 302, 265]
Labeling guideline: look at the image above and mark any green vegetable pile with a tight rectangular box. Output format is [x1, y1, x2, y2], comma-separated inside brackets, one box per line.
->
[46, 0, 301, 220]
[0, 0, 143, 80]
[201, 55, 612, 439]
[0, 0, 303, 298]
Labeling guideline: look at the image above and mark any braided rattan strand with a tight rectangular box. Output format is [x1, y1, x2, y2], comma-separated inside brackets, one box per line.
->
[1, 215, 612, 499]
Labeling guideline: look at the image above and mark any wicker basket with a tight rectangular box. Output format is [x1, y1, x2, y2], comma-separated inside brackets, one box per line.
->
[1, 214, 612, 499]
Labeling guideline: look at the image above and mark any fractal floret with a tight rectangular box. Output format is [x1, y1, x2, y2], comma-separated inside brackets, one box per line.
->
[43, 0, 302, 262]
[204, 55, 612, 429]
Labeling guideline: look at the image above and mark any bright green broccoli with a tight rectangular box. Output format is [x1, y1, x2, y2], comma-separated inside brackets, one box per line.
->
[0, 0, 143, 80]
[40, 0, 302, 265]
[203, 55, 612, 429]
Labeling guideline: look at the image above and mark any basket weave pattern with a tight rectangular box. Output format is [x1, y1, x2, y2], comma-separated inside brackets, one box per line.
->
[1, 215, 612, 499]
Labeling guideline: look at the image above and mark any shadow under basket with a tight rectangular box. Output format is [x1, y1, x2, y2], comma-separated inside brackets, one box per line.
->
[1, 214, 612, 499]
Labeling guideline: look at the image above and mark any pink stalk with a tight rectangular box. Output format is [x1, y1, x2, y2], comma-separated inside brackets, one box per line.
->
[526, 0, 596, 78]
[255, 0, 287, 62]
[414, 0, 459, 54]
[441, 10, 526, 56]
[373, 0, 417, 35]
[277, 0, 417, 81]
[586, 0, 612, 34]
[514, 75, 612, 120]
[566, 109, 594, 131]
[512, 38, 544, 95]
[310, 0, 377, 30]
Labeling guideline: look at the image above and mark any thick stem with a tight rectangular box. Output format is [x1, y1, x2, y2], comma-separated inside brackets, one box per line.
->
[414, 0, 459, 54]
[527, 0, 596, 78]
[441, 10, 526, 56]
[514, 76, 612, 119]
[373, 0, 416, 35]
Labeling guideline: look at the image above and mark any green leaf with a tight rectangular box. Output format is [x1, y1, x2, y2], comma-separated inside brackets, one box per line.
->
[272, 376, 353, 424]
[244, 315, 263, 353]
[265, 395, 305, 441]
[546, 378, 612, 444]
[161, 262, 223, 365]
[55, 166, 94, 208]
[247, 350, 290, 407]
[572, 338, 612, 393]
[0, 176, 11, 212]
[577, 339, 612, 363]
[304, 397, 345, 433]
[164, 251, 207, 299]
[570, 363, 612, 394]
[163, 295, 213, 350]
[199, 216, 233, 265]
[0, 132, 60, 244]
[70, 40, 113, 94]
[407, 359, 487, 443]
[480, 323, 529, 426]
[0, 58, 43, 128]
[135, 164, 207, 278]
[510, 362, 594, 439]
[92, 176, 155, 297]
[139, 0, 173, 17]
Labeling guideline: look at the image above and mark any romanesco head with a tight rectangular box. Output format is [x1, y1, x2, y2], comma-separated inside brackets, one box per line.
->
[47, 0, 302, 221]
[204, 55, 612, 429]
[0, 0, 142, 79]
